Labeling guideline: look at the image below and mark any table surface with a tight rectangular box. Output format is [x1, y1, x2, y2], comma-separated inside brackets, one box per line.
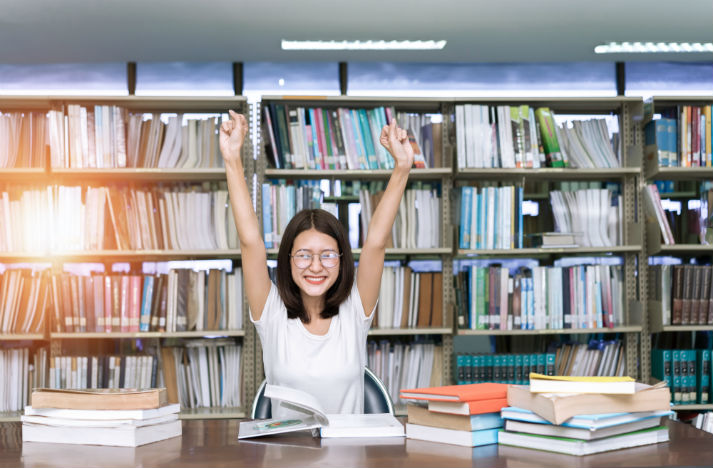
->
[1, 419, 712, 468]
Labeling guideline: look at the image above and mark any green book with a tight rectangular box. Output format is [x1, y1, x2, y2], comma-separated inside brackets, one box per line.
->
[672, 349, 682, 404]
[535, 107, 565, 168]
[696, 349, 710, 404]
[493, 355, 502, 383]
[483, 355, 493, 382]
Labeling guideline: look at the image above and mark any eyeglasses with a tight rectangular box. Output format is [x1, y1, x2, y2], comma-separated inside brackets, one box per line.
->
[290, 250, 342, 269]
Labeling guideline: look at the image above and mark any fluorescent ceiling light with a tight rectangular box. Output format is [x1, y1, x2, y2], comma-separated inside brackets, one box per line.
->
[281, 40, 447, 51]
[595, 42, 713, 54]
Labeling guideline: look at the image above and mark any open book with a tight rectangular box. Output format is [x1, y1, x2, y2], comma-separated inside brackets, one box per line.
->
[238, 385, 404, 439]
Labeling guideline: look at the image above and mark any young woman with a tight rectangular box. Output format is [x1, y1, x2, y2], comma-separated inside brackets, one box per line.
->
[219, 110, 413, 418]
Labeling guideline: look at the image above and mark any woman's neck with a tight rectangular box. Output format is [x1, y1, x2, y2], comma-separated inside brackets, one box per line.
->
[301, 292, 325, 322]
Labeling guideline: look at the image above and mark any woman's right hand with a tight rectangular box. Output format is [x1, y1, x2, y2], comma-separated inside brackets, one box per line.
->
[219, 110, 249, 166]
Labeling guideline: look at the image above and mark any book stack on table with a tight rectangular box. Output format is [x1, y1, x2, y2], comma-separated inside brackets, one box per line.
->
[499, 373, 673, 456]
[22, 388, 181, 447]
[399, 383, 509, 447]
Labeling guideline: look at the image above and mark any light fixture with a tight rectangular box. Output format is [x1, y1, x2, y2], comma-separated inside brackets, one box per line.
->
[595, 42, 713, 54]
[281, 40, 447, 51]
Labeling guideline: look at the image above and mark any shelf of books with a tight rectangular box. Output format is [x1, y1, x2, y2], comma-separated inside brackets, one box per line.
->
[457, 326, 643, 336]
[455, 167, 640, 181]
[265, 168, 452, 180]
[178, 407, 246, 420]
[0, 334, 47, 340]
[672, 404, 713, 411]
[456, 246, 642, 258]
[256, 95, 455, 399]
[451, 96, 643, 381]
[49, 250, 243, 261]
[50, 331, 247, 339]
[0, 95, 254, 421]
[368, 328, 452, 336]
[641, 96, 713, 404]
[0, 411, 22, 423]
[50, 168, 229, 182]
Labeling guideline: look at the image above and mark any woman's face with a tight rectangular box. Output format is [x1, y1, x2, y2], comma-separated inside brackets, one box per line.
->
[290, 228, 341, 299]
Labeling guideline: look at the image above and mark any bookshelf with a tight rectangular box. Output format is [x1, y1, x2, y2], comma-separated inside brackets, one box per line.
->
[451, 96, 644, 381]
[641, 96, 713, 411]
[3, 92, 712, 420]
[256, 95, 456, 398]
[0, 95, 254, 421]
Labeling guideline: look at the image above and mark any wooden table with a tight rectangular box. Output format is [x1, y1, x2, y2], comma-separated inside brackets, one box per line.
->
[1, 419, 712, 468]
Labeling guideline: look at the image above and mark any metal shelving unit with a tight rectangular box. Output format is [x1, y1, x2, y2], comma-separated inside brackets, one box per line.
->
[641, 96, 713, 408]
[0, 95, 253, 420]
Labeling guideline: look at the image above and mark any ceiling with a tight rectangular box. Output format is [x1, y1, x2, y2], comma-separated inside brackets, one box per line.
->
[1, 0, 712, 64]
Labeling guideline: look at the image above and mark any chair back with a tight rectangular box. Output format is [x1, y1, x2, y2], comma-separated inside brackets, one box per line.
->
[251, 367, 394, 419]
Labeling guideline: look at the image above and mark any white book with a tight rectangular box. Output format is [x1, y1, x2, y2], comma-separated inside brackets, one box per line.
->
[24, 403, 180, 420]
[238, 385, 403, 439]
[23, 418, 181, 447]
[503, 416, 667, 441]
[498, 426, 668, 456]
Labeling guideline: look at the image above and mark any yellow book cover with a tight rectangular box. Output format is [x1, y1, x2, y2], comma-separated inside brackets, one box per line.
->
[529, 373, 634, 383]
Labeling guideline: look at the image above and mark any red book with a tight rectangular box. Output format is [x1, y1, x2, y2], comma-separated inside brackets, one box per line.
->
[428, 397, 509, 416]
[400, 382, 508, 402]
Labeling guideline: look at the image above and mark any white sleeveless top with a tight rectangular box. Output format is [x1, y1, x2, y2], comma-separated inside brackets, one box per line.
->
[251, 281, 374, 419]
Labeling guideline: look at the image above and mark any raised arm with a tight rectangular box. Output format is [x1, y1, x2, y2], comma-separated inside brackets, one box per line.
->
[220, 110, 271, 321]
[357, 119, 414, 317]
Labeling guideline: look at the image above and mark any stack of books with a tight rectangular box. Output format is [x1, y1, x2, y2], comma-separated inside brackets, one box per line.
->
[499, 373, 673, 456]
[399, 382, 509, 447]
[22, 388, 182, 447]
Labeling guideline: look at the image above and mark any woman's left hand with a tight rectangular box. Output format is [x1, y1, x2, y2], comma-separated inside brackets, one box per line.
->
[379, 119, 414, 170]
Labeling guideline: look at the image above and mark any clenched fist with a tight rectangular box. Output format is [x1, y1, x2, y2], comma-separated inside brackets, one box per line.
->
[219, 110, 249, 166]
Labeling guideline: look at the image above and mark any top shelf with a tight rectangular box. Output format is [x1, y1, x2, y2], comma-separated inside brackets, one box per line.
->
[0, 95, 248, 112]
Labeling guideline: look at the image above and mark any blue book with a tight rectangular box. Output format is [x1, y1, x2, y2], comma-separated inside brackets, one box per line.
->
[517, 186, 524, 248]
[501, 406, 672, 431]
[261, 183, 273, 248]
[357, 109, 378, 169]
[406, 423, 500, 447]
[668, 118, 678, 166]
[459, 186, 473, 249]
[139, 275, 154, 332]
[307, 108, 322, 169]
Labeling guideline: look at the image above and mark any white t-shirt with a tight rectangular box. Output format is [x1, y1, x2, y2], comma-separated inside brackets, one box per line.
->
[251, 281, 374, 419]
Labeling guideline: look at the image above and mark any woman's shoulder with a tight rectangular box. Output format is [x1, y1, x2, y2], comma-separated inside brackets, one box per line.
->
[251, 281, 285, 325]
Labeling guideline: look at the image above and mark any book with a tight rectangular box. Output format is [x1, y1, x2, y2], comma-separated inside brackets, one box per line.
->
[399, 382, 508, 401]
[24, 403, 180, 420]
[500, 406, 672, 430]
[31, 388, 168, 411]
[428, 398, 509, 416]
[406, 404, 503, 431]
[22, 419, 182, 447]
[238, 385, 404, 439]
[497, 425, 669, 456]
[507, 382, 671, 425]
[528, 372, 636, 394]
[503, 416, 667, 441]
[405, 423, 499, 447]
